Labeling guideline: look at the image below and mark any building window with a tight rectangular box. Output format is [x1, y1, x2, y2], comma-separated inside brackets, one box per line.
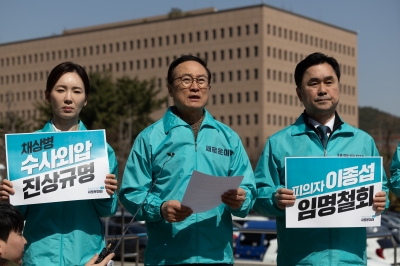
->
[237, 92, 241, 103]
[220, 50, 225, 60]
[254, 46, 258, 57]
[204, 30, 208, 40]
[246, 92, 250, 102]
[254, 23, 258, 34]
[246, 114, 250, 125]
[254, 69, 258, 79]
[237, 26, 241, 36]
[220, 94, 224, 104]
[229, 71, 233, 81]
[220, 72, 225, 82]
[212, 95, 216, 105]
[254, 114, 258, 125]
[213, 29, 217, 39]
[229, 27, 233, 37]
[267, 114, 271, 125]
[237, 115, 241, 125]
[229, 116, 232, 125]
[221, 28, 225, 38]
[229, 93, 233, 103]
[237, 70, 241, 81]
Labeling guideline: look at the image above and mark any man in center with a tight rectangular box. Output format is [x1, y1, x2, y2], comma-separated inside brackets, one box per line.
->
[119, 55, 256, 265]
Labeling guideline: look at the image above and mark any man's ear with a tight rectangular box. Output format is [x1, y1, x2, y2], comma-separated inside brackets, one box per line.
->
[296, 87, 302, 102]
[167, 84, 173, 97]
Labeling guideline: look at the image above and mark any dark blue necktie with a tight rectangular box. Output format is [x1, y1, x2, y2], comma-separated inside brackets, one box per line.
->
[317, 125, 330, 149]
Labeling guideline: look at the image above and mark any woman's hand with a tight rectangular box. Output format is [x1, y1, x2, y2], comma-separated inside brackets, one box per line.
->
[0, 179, 15, 203]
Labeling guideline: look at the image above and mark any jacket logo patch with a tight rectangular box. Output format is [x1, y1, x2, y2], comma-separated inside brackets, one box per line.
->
[206, 146, 233, 156]
[337, 154, 364, 157]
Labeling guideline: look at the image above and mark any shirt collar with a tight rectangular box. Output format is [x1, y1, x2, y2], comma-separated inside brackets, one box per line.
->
[308, 115, 335, 132]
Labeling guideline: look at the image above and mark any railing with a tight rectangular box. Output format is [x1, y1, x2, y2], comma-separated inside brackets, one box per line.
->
[105, 234, 146, 266]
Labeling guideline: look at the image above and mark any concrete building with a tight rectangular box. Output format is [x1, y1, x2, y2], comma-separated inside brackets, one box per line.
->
[0, 4, 358, 165]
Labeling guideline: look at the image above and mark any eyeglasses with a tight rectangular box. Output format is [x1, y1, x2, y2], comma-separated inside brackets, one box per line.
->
[174, 75, 210, 89]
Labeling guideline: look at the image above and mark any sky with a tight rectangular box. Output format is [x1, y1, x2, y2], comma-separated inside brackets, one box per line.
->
[1, 0, 399, 116]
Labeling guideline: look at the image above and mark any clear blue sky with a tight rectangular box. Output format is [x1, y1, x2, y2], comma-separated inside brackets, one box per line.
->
[1, 0, 399, 116]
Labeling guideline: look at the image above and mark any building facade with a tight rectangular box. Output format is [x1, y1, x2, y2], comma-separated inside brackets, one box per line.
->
[0, 4, 358, 165]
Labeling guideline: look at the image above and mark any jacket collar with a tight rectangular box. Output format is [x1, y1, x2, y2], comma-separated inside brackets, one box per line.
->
[291, 111, 354, 136]
[163, 107, 219, 134]
[42, 120, 87, 132]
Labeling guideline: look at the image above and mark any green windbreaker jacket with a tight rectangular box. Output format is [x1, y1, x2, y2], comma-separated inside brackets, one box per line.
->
[119, 108, 256, 265]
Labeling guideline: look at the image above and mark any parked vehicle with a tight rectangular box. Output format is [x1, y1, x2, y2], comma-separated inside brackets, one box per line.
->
[234, 220, 277, 261]
[365, 213, 400, 265]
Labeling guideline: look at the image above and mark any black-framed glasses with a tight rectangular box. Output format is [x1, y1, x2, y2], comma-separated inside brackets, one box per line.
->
[174, 75, 210, 89]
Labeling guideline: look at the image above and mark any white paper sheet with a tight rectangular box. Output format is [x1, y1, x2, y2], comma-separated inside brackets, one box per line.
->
[181, 170, 244, 213]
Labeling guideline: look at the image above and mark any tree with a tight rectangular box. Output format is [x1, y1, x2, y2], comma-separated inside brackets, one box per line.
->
[168, 8, 183, 18]
[113, 76, 166, 179]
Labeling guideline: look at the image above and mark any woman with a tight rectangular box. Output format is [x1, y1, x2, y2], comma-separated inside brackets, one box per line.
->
[0, 62, 118, 265]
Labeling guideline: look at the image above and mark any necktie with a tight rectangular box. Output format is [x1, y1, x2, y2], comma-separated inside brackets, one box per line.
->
[317, 125, 330, 149]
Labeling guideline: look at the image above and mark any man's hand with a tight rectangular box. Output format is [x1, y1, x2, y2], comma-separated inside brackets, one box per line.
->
[0, 179, 15, 203]
[373, 191, 387, 212]
[221, 188, 246, 209]
[161, 200, 193, 223]
[104, 174, 117, 196]
[85, 253, 114, 266]
[275, 188, 296, 210]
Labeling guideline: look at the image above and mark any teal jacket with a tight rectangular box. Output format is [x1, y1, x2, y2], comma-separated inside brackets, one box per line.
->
[253, 113, 389, 266]
[18, 120, 118, 266]
[119, 108, 256, 265]
[390, 144, 400, 196]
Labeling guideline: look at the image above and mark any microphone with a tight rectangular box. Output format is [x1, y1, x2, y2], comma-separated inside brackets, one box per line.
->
[96, 151, 175, 263]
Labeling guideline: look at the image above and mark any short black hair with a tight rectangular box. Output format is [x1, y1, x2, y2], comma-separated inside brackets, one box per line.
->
[0, 202, 24, 242]
[294, 52, 341, 88]
[167, 55, 211, 85]
[45, 61, 90, 100]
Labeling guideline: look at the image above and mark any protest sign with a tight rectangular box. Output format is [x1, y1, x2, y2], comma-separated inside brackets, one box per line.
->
[285, 157, 382, 228]
[5, 130, 110, 205]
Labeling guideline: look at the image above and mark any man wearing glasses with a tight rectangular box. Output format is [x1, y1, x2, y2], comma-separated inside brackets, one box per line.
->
[120, 55, 256, 265]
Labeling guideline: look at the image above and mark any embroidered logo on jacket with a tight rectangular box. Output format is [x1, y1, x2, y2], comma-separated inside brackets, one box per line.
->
[337, 153, 364, 157]
[206, 146, 233, 156]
